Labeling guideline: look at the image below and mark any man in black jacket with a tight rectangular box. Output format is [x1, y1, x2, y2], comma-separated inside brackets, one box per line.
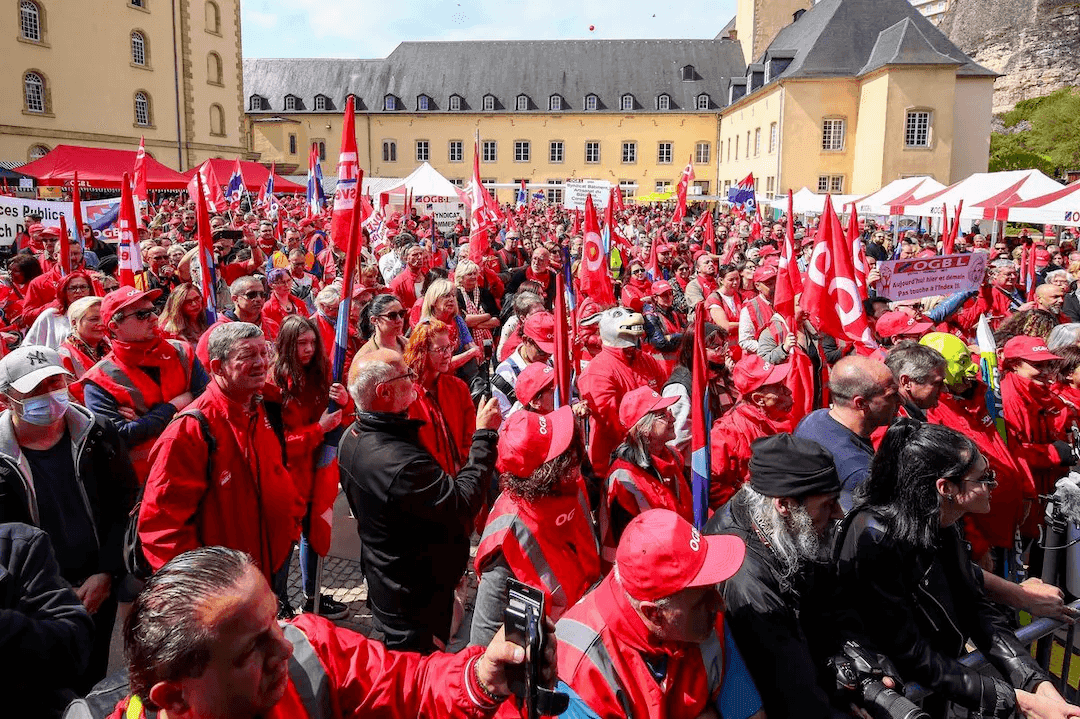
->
[339, 349, 501, 653]
[705, 433, 845, 719]
[0, 522, 94, 719]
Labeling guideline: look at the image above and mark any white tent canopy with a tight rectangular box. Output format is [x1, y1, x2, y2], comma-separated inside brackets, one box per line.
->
[380, 162, 464, 203]
[898, 170, 1064, 220]
[994, 180, 1080, 226]
[855, 176, 946, 216]
[781, 187, 865, 215]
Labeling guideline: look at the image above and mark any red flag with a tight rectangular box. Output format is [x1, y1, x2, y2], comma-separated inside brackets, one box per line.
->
[774, 190, 801, 326]
[672, 157, 695, 225]
[605, 188, 631, 251]
[331, 96, 359, 247]
[71, 171, 84, 249]
[117, 172, 142, 287]
[275, 207, 284, 243]
[943, 201, 962, 254]
[57, 214, 70, 277]
[785, 347, 818, 425]
[801, 196, 876, 352]
[187, 161, 227, 213]
[613, 184, 626, 213]
[195, 173, 219, 324]
[332, 168, 365, 384]
[133, 136, 148, 215]
[750, 202, 763, 241]
[467, 135, 492, 262]
[1021, 239, 1037, 298]
[702, 211, 717, 255]
[644, 229, 661, 281]
[847, 204, 868, 301]
[579, 195, 615, 305]
[689, 308, 711, 528]
[554, 271, 573, 408]
[571, 208, 582, 236]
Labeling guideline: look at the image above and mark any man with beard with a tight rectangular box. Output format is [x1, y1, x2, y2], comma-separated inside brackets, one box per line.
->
[1034, 283, 1067, 322]
[705, 433, 844, 719]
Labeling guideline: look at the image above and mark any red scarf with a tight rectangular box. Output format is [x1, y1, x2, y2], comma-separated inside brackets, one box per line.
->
[696, 273, 718, 298]
[110, 331, 180, 369]
[525, 266, 551, 290]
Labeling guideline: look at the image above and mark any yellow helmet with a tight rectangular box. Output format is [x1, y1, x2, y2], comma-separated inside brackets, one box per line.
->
[920, 332, 980, 387]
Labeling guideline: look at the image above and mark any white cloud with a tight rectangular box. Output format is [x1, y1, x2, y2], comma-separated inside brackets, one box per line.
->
[242, 0, 737, 59]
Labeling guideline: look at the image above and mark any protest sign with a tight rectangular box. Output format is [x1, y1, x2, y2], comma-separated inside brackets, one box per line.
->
[0, 196, 120, 249]
[563, 179, 610, 211]
[876, 253, 987, 302]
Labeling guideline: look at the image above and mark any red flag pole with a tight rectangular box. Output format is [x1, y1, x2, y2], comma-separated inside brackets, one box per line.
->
[554, 271, 572, 408]
[71, 171, 84, 249]
[689, 309, 711, 528]
[58, 214, 70, 277]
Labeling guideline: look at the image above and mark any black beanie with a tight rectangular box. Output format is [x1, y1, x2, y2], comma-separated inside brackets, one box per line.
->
[748, 433, 840, 499]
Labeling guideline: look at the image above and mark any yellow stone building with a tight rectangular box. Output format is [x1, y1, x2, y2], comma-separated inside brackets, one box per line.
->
[2, 0, 247, 170]
[244, 0, 994, 203]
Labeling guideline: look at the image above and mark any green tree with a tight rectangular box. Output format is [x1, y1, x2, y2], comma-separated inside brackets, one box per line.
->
[989, 87, 1080, 176]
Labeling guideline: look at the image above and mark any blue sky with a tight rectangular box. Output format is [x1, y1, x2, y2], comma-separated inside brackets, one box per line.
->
[242, 0, 739, 58]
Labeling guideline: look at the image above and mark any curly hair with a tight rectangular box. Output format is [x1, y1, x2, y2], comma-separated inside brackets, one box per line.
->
[500, 429, 585, 502]
[995, 309, 1058, 346]
[403, 317, 451, 378]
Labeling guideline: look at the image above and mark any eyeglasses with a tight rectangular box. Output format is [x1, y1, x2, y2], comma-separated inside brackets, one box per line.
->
[67, 285, 91, 294]
[121, 308, 157, 322]
[631, 268, 646, 275]
[379, 368, 416, 385]
[378, 310, 407, 321]
[239, 291, 267, 301]
[965, 467, 998, 489]
[429, 344, 454, 355]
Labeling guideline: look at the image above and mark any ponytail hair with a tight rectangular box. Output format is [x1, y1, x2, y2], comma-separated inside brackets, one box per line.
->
[854, 418, 978, 550]
[359, 293, 400, 340]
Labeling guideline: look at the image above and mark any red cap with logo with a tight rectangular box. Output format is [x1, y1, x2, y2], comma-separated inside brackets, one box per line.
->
[752, 264, 778, 283]
[651, 280, 673, 296]
[1003, 335, 1061, 363]
[522, 311, 556, 354]
[618, 386, 679, 431]
[616, 509, 746, 601]
[101, 286, 162, 322]
[515, 363, 556, 407]
[497, 406, 575, 477]
[732, 354, 790, 395]
[874, 311, 934, 339]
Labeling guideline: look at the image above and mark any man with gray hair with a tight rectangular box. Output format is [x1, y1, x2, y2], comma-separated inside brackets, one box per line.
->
[195, 275, 280, 368]
[339, 349, 502, 652]
[138, 322, 304, 603]
[883, 340, 947, 422]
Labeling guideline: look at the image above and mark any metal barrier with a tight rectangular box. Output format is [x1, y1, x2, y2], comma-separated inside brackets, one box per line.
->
[906, 600, 1080, 704]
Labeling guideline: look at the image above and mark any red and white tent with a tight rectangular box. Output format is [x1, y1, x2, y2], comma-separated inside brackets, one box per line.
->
[181, 159, 305, 193]
[19, 144, 189, 189]
[986, 180, 1080, 226]
[897, 170, 1063, 220]
[855, 176, 946, 216]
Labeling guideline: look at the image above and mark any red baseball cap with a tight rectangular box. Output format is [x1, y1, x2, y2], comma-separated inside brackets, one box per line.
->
[757, 244, 779, 258]
[515, 362, 556, 407]
[497, 406, 575, 477]
[1003, 335, 1061, 363]
[616, 509, 746, 601]
[101, 286, 162, 322]
[40, 226, 61, 239]
[732, 354, 790, 395]
[651, 280, 673, 296]
[752, 264, 778, 283]
[27, 223, 44, 234]
[618, 386, 679, 431]
[874, 310, 934, 339]
[523, 311, 556, 354]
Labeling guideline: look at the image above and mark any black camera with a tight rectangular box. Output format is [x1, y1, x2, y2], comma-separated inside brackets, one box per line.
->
[828, 641, 928, 719]
[504, 579, 569, 719]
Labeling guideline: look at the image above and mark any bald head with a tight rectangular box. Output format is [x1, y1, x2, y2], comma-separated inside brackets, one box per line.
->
[1035, 283, 1065, 313]
[828, 355, 899, 431]
[347, 349, 412, 412]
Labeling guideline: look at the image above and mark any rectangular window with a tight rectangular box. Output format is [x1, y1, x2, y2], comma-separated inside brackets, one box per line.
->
[754, 129, 761, 156]
[622, 142, 637, 164]
[547, 180, 563, 204]
[655, 180, 672, 193]
[415, 140, 430, 162]
[695, 142, 710, 164]
[692, 180, 710, 195]
[734, 138, 738, 161]
[384, 96, 396, 111]
[822, 118, 845, 151]
[766, 176, 775, 196]
[450, 95, 462, 111]
[769, 122, 778, 153]
[314, 140, 326, 161]
[516, 96, 529, 111]
[514, 141, 531, 162]
[448, 140, 463, 163]
[585, 95, 598, 111]
[619, 180, 635, 199]
[483, 96, 495, 112]
[905, 111, 931, 147]
[550, 95, 562, 111]
[818, 175, 844, 193]
[449, 178, 464, 187]
[657, 142, 672, 164]
[288, 134, 297, 155]
[418, 95, 429, 111]
[482, 140, 497, 163]
[382, 141, 397, 162]
[727, 138, 731, 162]
[585, 141, 600, 164]
[549, 141, 564, 163]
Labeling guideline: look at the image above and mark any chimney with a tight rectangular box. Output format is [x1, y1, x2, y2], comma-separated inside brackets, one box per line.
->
[729, 28, 738, 40]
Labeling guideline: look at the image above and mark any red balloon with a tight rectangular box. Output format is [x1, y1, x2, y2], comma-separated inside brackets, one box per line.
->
[589, 24, 595, 31]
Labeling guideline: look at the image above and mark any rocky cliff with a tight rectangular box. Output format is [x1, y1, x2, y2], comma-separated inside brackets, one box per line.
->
[938, 0, 1080, 112]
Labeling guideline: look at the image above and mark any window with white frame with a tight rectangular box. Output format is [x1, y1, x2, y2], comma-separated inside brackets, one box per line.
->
[131, 31, 147, 66]
[619, 180, 634, 199]
[134, 91, 151, 126]
[384, 95, 396, 111]
[417, 95, 429, 111]
[20, 1, 40, 41]
[754, 128, 761, 156]
[905, 110, 931, 147]
[822, 118, 845, 151]
[483, 95, 495, 112]
[24, 72, 44, 113]
[621, 94, 634, 111]
[547, 180, 563, 204]
[549, 141, 563, 163]
[482, 140, 497, 162]
[449, 179, 464, 187]
[448, 140, 463, 162]
[817, 175, 844, 193]
[766, 177, 775, 196]
[696, 94, 710, 110]
[249, 95, 265, 111]
[695, 142, 710, 164]
[657, 142, 672, 164]
[655, 180, 671, 193]
[769, 122, 778, 153]
[516, 95, 529, 111]
[284, 95, 298, 112]
[416, 140, 430, 162]
[657, 94, 670, 110]
[585, 94, 598, 111]
[449, 95, 462, 111]
[549, 95, 562, 111]
[622, 141, 637, 164]
[514, 141, 530, 162]
[28, 144, 49, 162]
[585, 141, 600, 164]
[313, 95, 327, 111]
[382, 141, 397, 162]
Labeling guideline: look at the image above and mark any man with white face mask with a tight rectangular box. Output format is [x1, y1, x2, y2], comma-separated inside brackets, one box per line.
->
[0, 345, 139, 694]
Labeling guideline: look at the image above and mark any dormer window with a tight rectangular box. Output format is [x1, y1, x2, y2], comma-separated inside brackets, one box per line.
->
[284, 95, 299, 112]
[696, 94, 710, 110]
[657, 94, 670, 111]
[549, 94, 562, 111]
[482, 94, 496, 112]
[314, 94, 330, 111]
[449, 94, 462, 111]
[417, 94, 430, 111]
[384, 94, 398, 111]
[681, 65, 696, 81]
[584, 94, 598, 111]
[249, 94, 267, 111]
[516, 94, 529, 111]
[620, 94, 634, 111]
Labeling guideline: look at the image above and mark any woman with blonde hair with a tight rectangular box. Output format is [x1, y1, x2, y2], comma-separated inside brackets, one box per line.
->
[158, 282, 208, 346]
[419, 278, 485, 390]
[58, 295, 108, 403]
[453, 259, 499, 360]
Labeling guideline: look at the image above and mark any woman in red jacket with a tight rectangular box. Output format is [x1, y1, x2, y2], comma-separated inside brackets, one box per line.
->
[1053, 345, 1080, 410]
[268, 315, 351, 619]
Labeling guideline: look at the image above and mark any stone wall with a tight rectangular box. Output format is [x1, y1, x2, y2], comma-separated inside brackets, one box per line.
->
[938, 0, 1080, 112]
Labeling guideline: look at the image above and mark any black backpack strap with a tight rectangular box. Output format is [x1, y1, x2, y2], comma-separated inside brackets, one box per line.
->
[490, 372, 517, 405]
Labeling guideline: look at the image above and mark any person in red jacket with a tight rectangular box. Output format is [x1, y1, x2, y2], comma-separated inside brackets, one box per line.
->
[556, 509, 763, 719]
[388, 243, 427, 309]
[138, 322, 305, 590]
[21, 239, 100, 327]
[104, 547, 550, 719]
[599, 387, 691, 566]
[578, 307, 666, 476]
[196, 276, 281, 368]
[471, 406, 600, 647]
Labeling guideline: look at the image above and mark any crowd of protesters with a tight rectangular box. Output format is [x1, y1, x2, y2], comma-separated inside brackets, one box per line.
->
[5, 188, 1080, 719]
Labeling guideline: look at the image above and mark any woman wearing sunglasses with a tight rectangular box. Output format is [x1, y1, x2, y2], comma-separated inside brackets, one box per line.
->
[356, 293, 408, 358]
[834, 419, 1077, 719]
[263, 267, 303, 327]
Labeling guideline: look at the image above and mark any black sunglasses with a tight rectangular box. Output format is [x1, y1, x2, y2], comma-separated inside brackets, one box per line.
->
[240, 291, 267, 300]
[379, 310, 407, 321]
[121, 308, 157, 322]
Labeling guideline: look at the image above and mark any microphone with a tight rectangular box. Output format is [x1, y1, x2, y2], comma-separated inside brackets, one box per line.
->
[1052, 473, 1080, 527]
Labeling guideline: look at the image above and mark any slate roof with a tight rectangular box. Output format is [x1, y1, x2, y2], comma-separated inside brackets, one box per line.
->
[758, 0, 996, 82]
[243, 39, 746, 115]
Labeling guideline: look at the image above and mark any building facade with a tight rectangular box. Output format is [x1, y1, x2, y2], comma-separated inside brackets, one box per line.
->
[3, 0, 247, 170]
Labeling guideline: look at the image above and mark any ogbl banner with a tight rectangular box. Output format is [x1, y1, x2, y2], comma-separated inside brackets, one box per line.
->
[0, 196, 120, 248]
[877, 253, 987, 302]
[563, 179, 611, 211]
